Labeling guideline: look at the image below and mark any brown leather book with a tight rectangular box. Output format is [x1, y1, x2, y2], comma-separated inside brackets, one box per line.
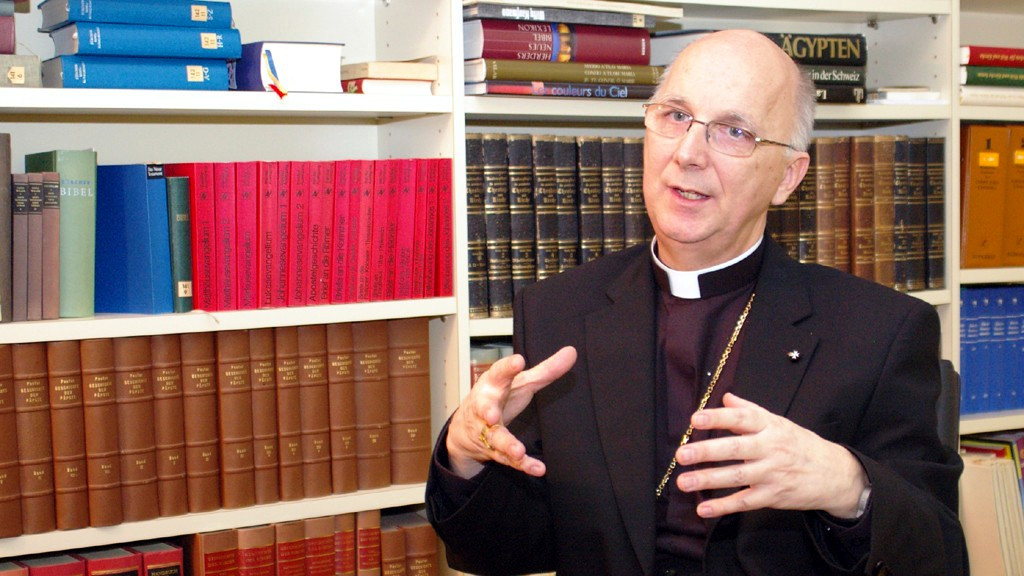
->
[849, 135, 876, 282]
[215, 329, 256, 509]
[392, 512, 439, 576]
[304, 516, 335, 576]
[334, 513, 357, 576]
[186, 529, 238, 576]
[248, 327, 280, 505]
[356, 509, 382, 576]
[352, 321, 391, 490]
[297, 324, 331, 498]
[274, 326, 304, 501]
[79, 338, 123, 527]
[326, 323, 357, 494]
[236, 524, 276, 576]
[40, 171, 60, 320]
[832, 136, 852, 274]
[0, 344, 23, 537]
[387, 318, 430, 485]
[961, 123, 1010, 268]
[813, 137, 837, 269]
[379, 520, 407, 576]
[150, 333, 188, 517]
[274, 520, 306, 576]
[12, 341, 56, 534]
[113, 335, 159, 522]
[179, 331, 221, 512]
[46, 339, 89, 530]
[873, 134, 897, 289]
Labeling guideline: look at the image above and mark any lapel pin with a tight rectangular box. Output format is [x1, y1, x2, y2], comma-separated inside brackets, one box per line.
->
[787, 350, 800, 362]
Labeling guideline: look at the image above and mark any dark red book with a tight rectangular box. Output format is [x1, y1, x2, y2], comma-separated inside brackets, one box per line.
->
[414, 159, 439, 299]
[315, 162, 335, 305]
[46, 339, 89, 530]
[236, 524, 275, 576]
[306, 161, 334, 305]
[391, 159, 417, 301]
[464, 19, 650, 65]
[113, 336, 159, 522]
[249, 328, 280, 505]
[79, 338, 123, 527]
[12, 342, 56, 534]
[275, 520, 306, 576]
[236, 161, 259, 310]
[370, 159, 395, 302]
[151, 333, 188, 517]
[334, 513, 356, 576]
[288, 161, 311, 307]
[961, 44, 1024, 67]
[126, 542, 183, 576]
[297, 324, 331, 498]
[305, 516, 335, 576]
[213, 162, 238, 311]
[0, 15, 14, 54]
[215, 329, 256, 509]
[75, 548, 141, 576]
[350, 160, 376, 303]
[326, 323, 357, 493]
[355, 509, 381, 576]
[256, 161, 279, 308]
[435, 158, 454, 297]
[179, 331, 222, 512]
[21, 555, 84, 576]
[273, 161, 291, 307]
[274, 326, 304, 501]
[0, 344, 22, 537]
[329, 160, 352, 304]
[164, 163, 217, 311]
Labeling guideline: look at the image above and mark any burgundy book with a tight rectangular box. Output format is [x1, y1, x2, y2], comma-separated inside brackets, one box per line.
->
[113, 335, 159, 522]
[126, 542, 183, 576]
[0, 344, 22, 537]
[46, 339, 89, 529]
[334, 513, 356, 576]
[150, 333, 188, 517]
[274, 520, 306, 576]
[355, 509, 382, 576]
[187, 529, 238, 576]
[352, 321, 390, 489]
[12, 342, 56, 534]
[248, 327, 280, 504]
[215, 329, 256, 509]
[326, 323, 357, 493]
[179, 331, 222, 512]
[40, 171, 60, 320]
[236, 524, 276, 576]
[304, 516, 335, 576]
[386, 317, 431, 485]
[21, 555, 84, 576]
[75, 548, 141, 576]
[274, 326, 303, 501]
[79, 338, 124, 527]
[297, 324, 331, 498]
[464, 19, 650, 65]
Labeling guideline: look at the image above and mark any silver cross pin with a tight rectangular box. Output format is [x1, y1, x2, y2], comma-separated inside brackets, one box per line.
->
[787, 350, 800, 362]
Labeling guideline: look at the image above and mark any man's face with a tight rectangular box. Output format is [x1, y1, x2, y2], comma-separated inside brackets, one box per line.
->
[642, 33, 809, 271]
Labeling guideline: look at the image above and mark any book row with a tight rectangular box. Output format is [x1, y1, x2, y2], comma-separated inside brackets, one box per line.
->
[767, 134, 947, 293]
[466, 132, 653, 319]
[0, 318, 431, 537]
[959, 46, 1024, 108]
[960, 123, 1024, 269]
[960, 285, 1024, 415]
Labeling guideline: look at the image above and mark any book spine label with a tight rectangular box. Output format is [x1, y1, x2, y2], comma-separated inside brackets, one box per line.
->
[763, 32, 867, 65]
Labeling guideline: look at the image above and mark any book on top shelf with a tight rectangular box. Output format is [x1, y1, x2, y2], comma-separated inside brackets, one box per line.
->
[461, 0, 682, 19]
[49, 22, 242, 59]
[463, 3, 657, 28]
[463, 19, 651, 65]
[342, 78, 432, 96]
[465, 57, 662, 84]
[38, 0, 233, 32]
[42, 55, 231, 90]
[340, 58, 439, 81]
[961, 44, 1024, 68]
[234, 42, 345, 94]
[465, 79, 655, 99]
[0, 54, 42, 88]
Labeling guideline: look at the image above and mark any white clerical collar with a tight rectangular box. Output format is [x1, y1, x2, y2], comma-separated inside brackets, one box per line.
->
[650, 237, 763, 299]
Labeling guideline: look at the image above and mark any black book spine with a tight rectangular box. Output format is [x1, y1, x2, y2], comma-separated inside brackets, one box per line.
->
[891, 136, 912, 292]
[554, 136, 579, 273]
[622, 136, 648, 249]
[600, 136, 625, 255]
[904, 137, 929, 292]
[508, 133, 536, 296]
[576, 136, 603, 265]
[465, 133, 490, 318]
[925, 137, 946, 290]
[482, 133, 512, 318]
[532, 134, 559, 282]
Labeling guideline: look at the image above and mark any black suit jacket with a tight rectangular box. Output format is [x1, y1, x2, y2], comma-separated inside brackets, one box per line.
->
[428, 237, 966, 576]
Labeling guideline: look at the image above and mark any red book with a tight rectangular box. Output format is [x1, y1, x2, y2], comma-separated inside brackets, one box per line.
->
[236, 161, 259, 310]
[350, 160, 376, 303]
[371, 159, 396, 301]
[151, 334, 188, 518]
[961, 44, 1024, 68]
[305, 516, 335, 576]
[315, 161, 335, 305]
[435, 158, 454, 297]
[165, 163, 217, 311]
[12, 342, 56, 534]
[391, 159, 417, 301]
[305, 161, 334, 305]
[256, 161, 279, 308]
[21, 556, 84, 576]
[0, 345, 22, 538]
[213, 162, 238, 311]
[236, 524, 276, 576]
[113, 336, 159, 522]
[274, 520, 306, 576]
[46, 339, 89, 530]
[126, 542, 183, 576]
[334, 513, 356, 576]
[287, 162, 310, 307]
[187, 530, 238, 576]
[464, 19, 650, 65]
[79, 338, 123, 527]
[273, 161, 291, 307]
[412, 159, 437, 299]
[75, 548, 141, 576]
[355, 509, 381, 576]
[329, 160, 352, 303]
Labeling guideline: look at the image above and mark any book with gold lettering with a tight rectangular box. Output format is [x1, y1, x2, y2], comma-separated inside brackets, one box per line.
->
[79, 338, 123, 527]
[151, 333, 188, 517]
[46, 340, 89, 530]
[180, 331, 221, 512]
[113, 336, 159, 522]
[215, 330, 255, 509]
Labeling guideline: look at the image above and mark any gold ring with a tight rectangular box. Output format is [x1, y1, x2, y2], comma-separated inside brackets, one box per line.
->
[479, 424, 500, 450]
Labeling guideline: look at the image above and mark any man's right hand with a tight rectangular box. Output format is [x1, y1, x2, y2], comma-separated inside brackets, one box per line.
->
[446, 346, 577, 479]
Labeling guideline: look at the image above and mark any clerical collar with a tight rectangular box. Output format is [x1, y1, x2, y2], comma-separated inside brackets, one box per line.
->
[650, 237, 764, 299]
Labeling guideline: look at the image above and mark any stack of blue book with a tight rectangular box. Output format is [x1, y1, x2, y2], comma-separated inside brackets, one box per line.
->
[38, 0, 240, 90]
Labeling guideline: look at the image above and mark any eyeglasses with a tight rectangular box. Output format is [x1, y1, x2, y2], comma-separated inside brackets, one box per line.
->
[642, 102, 797, 157]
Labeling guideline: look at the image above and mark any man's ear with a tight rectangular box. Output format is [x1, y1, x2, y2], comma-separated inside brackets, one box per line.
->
[771, 152, 810, 206]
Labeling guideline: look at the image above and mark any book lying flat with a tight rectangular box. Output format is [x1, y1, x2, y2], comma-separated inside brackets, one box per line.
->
[234, 41, 345, 93]
[50, 22, 241, 59]
[38, 0, 233, 32]
[340, 58, 438, 81]
[343, 78, 432, 95]
[43, 55, 230, 90]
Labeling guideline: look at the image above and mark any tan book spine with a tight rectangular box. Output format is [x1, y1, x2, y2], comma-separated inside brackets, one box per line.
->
[79, 338, 123, 527]
[394, 514, 438, 576]
[379, 522, 407, 576]
[326, 323, 357, 494]
[151, 333, 188, 517]
[274, 326, 303, 501]
[40, 171, 60, 320]
[215, 329, 256, 509]
[187, 529, 239, 576]
[334, 513, 356, 576]
[832, 136, 852, 274]
[356, 509, 382, 576]
[113, 335, 159, 522]
[248, 328, 279, 505]
[274, 520, 306, 576]
[297, 324, 331, 498]
[46, 339, 89, 530]
[849, 135, 876, 282]
[0, 344, 23, 537]
[180, 331, 221, 512]
[12, 341, 56, 534]
[386, 318, 430, 485]
[304, 516, 335, 576]
[236, 524, 276, 576]
[352, 321, 391, 490]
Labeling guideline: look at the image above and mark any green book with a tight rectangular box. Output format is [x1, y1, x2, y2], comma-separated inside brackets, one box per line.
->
[24, 148, 98, 318]
[165, 175, 194, 313]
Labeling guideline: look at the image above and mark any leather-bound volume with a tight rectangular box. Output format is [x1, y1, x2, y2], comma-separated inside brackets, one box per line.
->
[576, 135, 603, 265]
[274, 520, 306, 576]
[465, 133, 489, 319]
[531, 134, 559, 282]
[621, 136, 648, 250]
[150, 333, 188, 517]
[902, 137, 929, 292]
[326, 323, 357, 494]
[304, 516, 335, 576]
[179, 331, 221, 512]
[79, 338, 123, 527]
[482, 132, 512, 318]
[334, 513, 357, 576]
[215, 329, 255, 509]
[46, 339, 89, 530]
[554, 135, 579, 273]
[274, 326, 304, 501]
[813, 137, 836, 269]
[126, 542, 183, 576]
[873, 134, 897, 288]
[248, 328, 279, 505]
[832, 136, 852, 274]
[186, 529, 238, 576]
[12, 342, 56, 534]
[297, 324, 331, 498]
[236, 524, 275, 576]
[113, 335, 159, 522]
[379, 521, 406, 576]
[961, 123, 1009, 268]
[849, 135, 876, 282]
[600, 136, 625, 255]
[925, 137, 946, 289]
[392, 512, 439, 576]
[795, 143, 818, 264]
[507, 132, 536, 297]
[352, 321, 391, 489]
[356, 509, 382, 576]
[387, 318, 430, 485]
[0, 344, 22, 537]
[40, 171, 60, 320]
[1004, 124, 1024, 266]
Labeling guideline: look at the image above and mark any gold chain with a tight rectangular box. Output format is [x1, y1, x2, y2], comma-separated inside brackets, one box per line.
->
[655, 291, 756, 499]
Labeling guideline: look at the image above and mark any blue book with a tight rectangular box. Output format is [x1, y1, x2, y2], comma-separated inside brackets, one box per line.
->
[38, 0, 233, 32]
[50, 22, 242, 59]
[95, 164, 173, 314]
[42, 55, 229, 90]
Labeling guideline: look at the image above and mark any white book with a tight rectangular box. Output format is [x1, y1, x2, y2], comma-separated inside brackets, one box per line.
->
[960, 84, 1024, 107]
[462, 0, 682, 19]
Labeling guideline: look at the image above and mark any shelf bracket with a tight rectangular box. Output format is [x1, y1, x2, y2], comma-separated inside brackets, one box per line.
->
[867, 17, 878, 30]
